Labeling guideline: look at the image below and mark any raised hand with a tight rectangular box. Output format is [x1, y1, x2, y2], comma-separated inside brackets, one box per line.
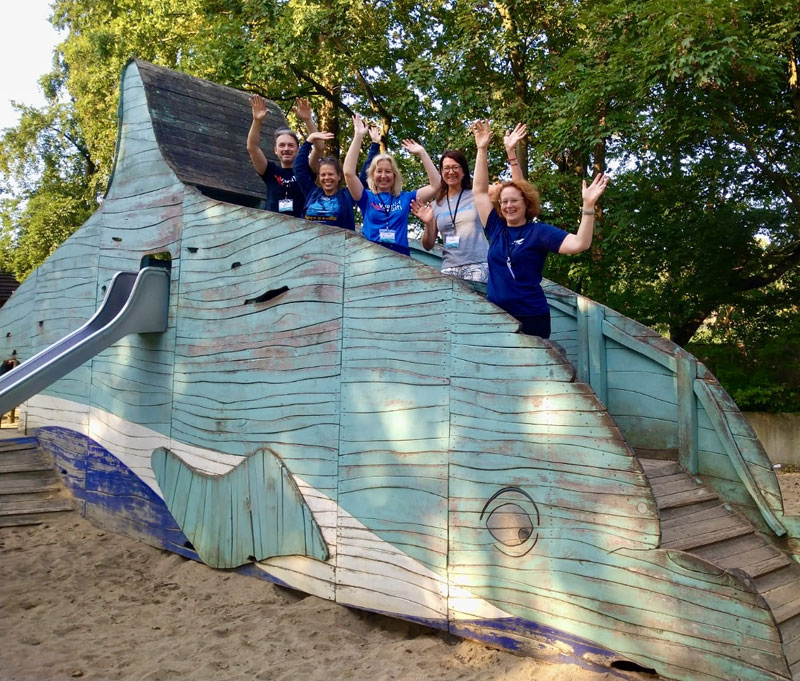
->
[249, 95, 268, 122]
[504, 123, 527, 152]
[410, 199, 434, 224]
[293, 97, 313, 121]
[401, 139, 425, 156]
[352, 114, 368, 138]
[307, 131, 335, 143]
[581, 173, 611, 207]
[470, 119, 492, 149]
[368, 126, 383, 144]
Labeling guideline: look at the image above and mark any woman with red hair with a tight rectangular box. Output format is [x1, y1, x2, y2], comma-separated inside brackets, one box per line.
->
[470, 120, 610, 338]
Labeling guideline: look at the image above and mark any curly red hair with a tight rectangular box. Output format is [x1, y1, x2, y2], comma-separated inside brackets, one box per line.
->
[492, 180, 541, 221]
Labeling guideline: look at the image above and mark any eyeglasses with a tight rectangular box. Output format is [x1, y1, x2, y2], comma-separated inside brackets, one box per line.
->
[441, 165, 463, 173]
[499, 198, 524, 206]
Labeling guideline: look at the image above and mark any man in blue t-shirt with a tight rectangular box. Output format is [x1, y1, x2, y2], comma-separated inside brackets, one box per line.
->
[246, 96, 322, 217]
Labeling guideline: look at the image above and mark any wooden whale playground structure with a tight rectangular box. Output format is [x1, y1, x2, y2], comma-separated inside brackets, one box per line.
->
[1, 60, 799, 681]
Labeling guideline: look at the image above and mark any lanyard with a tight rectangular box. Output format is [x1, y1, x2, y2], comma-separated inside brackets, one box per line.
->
[376, 192, 397, 224]
[445, 190, 463, 232]
[505, 226, 526, 281]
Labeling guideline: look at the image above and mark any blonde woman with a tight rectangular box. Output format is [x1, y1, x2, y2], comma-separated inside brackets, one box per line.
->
[343, 115, 440, 255]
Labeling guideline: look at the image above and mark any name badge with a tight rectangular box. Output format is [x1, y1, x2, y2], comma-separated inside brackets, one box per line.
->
[445, 235, 460, 249]
[379, 229, 396, 243]
[278, 199, 294, 213]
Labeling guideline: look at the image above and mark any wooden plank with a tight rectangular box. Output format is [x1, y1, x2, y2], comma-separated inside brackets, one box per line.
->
[661, 512, 753, 551]
[586, 299, 607, 406]
[677, 349, 699, 474]
[576, 296, 590, 383]
[0, 455, 52, 473]
[0, 477, 62, 495]
[693, 534, 791, 577]
[754, 566, 799, 593]
[691, 533, 767, 561]
[655, 486, 718, 510]
[639, 459, 682, 478]
[781, 615, 800, 665]
[0, 439, 38, 452]
[741, 554, 794, 579]
[0, 514, 51, 527]
[650, 472, 701, 491]
[601, 318, 677, 372]
[0, 498, 73, 515]
[694, 379, 786, 536]
[772, 594, 800, 625]
[661, 502, 734, 529]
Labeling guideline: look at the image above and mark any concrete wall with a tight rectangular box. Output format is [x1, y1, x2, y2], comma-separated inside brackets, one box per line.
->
[744, 412, 800, 467]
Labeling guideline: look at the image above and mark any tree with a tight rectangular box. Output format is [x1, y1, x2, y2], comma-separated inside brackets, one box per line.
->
[0, 68, 98, 280]
[541, 0, 800, 345]
[6, 0, 799, 367]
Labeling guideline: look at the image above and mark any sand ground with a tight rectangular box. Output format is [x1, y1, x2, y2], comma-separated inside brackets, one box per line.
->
[1, 471, 798, 681]
[1, 514, 647, 681]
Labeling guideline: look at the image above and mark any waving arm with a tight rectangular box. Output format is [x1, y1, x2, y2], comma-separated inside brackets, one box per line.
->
[558, 173, 611, 254]
[402, 139, 441, 203]
[344, 115, 369, 201]
[471, 120, 494, 226]
[504, 123, 526, 183]
[247, 95, 269, 176]
[411, 200, 437, 251]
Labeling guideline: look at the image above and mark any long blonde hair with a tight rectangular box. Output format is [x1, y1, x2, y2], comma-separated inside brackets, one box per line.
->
[366, 154, 404, 196]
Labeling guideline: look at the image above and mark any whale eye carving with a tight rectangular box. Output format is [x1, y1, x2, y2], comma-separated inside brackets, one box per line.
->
[481, 487, 540, 557]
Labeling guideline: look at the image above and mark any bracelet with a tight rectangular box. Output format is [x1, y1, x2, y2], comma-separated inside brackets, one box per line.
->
[507, 156, 518, 162]
[582, 209, 595, 215]
[509, 160, 519, 166]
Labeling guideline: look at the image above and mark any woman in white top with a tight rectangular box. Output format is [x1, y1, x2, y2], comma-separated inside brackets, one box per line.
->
[412, 124, 527, 282]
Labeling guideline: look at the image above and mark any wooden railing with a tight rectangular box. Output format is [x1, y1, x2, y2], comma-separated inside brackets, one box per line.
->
[542, 280, 787, 537]
[407, 240, 787, 537]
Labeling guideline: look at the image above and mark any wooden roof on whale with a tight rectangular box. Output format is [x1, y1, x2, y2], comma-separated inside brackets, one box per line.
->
[122, 59, 288, 205]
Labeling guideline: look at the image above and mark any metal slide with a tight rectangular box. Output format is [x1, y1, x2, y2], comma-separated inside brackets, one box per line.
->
[0, 267, 170, 415]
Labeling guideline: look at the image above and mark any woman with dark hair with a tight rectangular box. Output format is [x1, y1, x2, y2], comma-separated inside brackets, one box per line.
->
[470, 120, 610, 338]
[343, 114, 440, 256]
[412, 125, 527, 283]
[294, 129, 380, 230]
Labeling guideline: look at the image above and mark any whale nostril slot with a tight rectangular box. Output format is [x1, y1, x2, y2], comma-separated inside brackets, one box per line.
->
[244, 286, 289, 305]
[610, 660, 658, 675]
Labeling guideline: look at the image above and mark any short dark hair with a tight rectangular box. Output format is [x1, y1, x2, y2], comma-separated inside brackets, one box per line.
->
[437, 150, 472, 202]
[274, 128, 299, 145]
[318, 156, 343, 188]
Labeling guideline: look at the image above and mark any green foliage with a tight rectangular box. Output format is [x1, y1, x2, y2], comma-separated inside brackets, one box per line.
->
[688, 267, 800, 413]
[1, 93, 97, 280]
[2, 0, 798, 409]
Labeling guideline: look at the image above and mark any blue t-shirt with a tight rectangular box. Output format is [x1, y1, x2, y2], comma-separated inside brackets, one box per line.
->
[356, 189, 417, 256]
[294, 142, 356, 230]
[260, 161, 305, 218]
[484, 209, 568, 316]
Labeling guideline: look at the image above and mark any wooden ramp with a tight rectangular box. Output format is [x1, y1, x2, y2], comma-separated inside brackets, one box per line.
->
[642, 458, 800, 680]
[0, 435, 74, 527]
